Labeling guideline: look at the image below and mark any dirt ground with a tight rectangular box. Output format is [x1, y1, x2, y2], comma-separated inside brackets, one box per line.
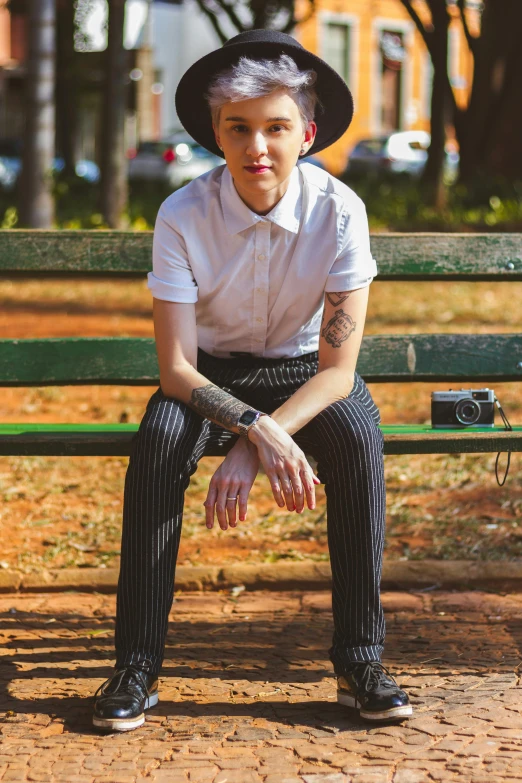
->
[0, 278, 521, 573]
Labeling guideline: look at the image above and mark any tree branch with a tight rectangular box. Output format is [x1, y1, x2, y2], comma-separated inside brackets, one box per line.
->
[457, 0, 477, 57]
[399, 0, 434, 55]
[193, 0, 230, 42]
[212, 0, 247, 33]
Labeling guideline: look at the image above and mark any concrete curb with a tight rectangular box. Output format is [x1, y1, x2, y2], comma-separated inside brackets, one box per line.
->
[1, 559, 522, 593]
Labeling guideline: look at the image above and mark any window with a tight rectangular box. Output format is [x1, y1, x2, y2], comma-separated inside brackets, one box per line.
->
[380, 30, 405, 131]
[323, 22, 351, 84]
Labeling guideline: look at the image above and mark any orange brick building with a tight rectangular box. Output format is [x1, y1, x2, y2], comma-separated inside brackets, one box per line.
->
[295, 0, 478, 174]
[0, 0, 25, 138]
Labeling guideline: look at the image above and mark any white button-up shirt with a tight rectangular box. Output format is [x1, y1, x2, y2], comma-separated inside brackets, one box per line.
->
[148, 161, 378, 359]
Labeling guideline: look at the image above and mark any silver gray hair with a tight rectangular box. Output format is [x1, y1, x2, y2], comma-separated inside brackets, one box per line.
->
[205, 54, 320, 129]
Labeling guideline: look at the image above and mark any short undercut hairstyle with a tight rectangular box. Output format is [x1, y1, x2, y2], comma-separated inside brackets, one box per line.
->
[205, 53, 321, 129]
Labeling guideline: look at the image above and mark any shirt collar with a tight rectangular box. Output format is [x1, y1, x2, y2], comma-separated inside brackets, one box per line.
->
[220, 164, 302, 235]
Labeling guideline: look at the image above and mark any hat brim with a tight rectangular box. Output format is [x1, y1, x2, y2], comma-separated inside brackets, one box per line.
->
[175, 40, 354, 159]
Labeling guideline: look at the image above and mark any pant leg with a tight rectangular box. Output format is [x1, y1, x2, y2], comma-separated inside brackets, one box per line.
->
[114, 388, 210, 675]
[291, 371, 387, 671]
[114, 355, 265, 676]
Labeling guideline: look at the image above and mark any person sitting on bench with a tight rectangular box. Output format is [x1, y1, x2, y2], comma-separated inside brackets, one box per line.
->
[92, 29, 412, 732]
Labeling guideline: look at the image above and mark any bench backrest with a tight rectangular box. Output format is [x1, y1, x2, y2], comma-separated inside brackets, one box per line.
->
[1, 231, 521, 386]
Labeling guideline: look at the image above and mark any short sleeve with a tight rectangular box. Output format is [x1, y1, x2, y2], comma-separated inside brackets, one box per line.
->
[325, 197, 378, 292]
[147, 204, 199, 303]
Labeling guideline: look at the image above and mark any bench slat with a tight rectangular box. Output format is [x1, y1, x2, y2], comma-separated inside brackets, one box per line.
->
[0, 231, 521, 279]
[0, 423, 520, 456]
[1, 335, 521, 385]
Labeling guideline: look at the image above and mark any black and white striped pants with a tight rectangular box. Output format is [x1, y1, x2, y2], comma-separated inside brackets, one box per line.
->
[115, 348, 386, 676]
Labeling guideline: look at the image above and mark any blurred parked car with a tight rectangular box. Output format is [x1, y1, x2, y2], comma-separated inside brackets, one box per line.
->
[0, 138, 100, 190]
[127, 134, 222, 188]
[343, 131, 459, 180]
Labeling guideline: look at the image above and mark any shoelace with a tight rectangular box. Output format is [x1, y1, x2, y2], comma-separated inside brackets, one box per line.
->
[349, 661, 397, 700]
[94, 665, 151, 700]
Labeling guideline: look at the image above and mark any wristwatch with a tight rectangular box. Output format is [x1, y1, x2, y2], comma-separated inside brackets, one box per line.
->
[237, 409, 267, 439]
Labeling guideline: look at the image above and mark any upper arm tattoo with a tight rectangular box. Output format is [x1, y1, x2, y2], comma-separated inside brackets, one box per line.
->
[321, 292, 356, 349]
[326, 292, 351, 307]
[190, 384, 249, 430]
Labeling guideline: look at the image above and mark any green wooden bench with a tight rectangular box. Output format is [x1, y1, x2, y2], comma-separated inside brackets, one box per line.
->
[0, 231, 521, 458]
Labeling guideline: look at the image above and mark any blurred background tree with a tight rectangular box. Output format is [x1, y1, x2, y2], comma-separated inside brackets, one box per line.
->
[10, 0, 128, 228]
[399, 0, 451, 208]
[16, 0, 56, 227]
[99, 0, 128, 228]
[192, 0, 316, 42]
[399, 0, 522, 206]
[455, 0, 522, 183]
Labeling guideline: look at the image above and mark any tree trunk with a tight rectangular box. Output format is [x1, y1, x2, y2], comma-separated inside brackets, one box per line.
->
[420, 1, 450, 208]
[55, 0, 77, 176]
[478, 0, 522, 180]
[19, 0, 56, 228]
[99, 0, 128, 229]
[457, 0, 522, 182]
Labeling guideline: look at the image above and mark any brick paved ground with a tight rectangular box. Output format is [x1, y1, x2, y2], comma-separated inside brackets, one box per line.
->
[1, 589, 522, 783]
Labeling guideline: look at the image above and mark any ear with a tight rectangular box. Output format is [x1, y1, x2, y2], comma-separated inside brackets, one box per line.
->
[301, 120, 317, 155]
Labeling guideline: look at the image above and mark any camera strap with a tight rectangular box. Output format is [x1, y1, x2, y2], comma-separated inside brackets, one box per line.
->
[494, 394, 512, 486]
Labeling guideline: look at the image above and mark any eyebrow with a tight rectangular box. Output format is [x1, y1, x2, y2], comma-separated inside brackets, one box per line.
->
[224, 116, 292, 122]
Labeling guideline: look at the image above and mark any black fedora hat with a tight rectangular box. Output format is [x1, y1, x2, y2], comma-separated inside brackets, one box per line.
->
[175, 29, 354, 159]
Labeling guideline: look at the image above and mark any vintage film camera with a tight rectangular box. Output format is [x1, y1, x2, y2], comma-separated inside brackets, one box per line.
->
[431, 388, 495, 428]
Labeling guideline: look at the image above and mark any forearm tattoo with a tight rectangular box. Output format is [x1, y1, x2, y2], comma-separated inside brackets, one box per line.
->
[321, 292, 356, 349]
[190, 384, 249, 430]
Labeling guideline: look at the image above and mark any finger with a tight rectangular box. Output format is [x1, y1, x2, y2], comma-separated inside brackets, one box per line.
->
[290, 473, 305, 513]
[205, 484, 218, 529]
[215, 487, 229, 531]
[301, 468, 316, 510]
[279, 474, 295, 512]
[238, 487, 249, 522]
[226, 487, 239, 528]
[267, 471, 285, 507]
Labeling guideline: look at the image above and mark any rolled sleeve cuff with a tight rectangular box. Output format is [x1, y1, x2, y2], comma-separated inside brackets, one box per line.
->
[325, 272, 375, 292]
[325, 256, 378, 292]
[147, 272, 199, 303]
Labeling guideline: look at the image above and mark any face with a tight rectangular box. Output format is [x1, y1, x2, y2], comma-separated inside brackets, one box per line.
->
[213, 88, 316, 213]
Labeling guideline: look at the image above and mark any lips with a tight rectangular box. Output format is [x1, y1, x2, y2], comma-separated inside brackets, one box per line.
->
[245, 165, 271, 173]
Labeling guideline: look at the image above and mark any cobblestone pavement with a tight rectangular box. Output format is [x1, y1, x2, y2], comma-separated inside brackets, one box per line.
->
[1, 589, 522, 783]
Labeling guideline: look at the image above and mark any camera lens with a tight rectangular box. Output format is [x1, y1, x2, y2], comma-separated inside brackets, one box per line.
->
[455, 397, 481, 425]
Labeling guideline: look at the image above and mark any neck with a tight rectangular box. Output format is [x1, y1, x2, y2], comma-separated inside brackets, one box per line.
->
[233, 174, 291, 216]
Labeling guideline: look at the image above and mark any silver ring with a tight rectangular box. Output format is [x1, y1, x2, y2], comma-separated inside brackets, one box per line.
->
[226, 496, 238, 501]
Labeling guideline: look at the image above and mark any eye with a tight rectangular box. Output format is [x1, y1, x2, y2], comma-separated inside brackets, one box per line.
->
[269, 125, 285, 133]
[231, 125, 248, 133]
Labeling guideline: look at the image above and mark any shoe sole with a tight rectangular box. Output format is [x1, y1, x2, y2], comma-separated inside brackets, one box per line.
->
[337, 691, 413, 721]
[93, 691, 159, 732]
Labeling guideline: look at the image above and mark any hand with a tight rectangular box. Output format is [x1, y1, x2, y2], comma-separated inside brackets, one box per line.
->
[247, 417, 320, 513]
[204, 437, 260, 531]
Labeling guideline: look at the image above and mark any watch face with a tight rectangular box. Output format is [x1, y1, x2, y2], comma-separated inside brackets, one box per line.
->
[239, 410, 258, 427]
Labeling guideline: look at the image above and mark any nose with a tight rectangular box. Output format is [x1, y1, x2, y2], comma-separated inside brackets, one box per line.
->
[246, 131, 268, 158]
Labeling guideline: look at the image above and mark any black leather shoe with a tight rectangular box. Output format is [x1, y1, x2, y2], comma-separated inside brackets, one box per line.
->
[93, 665, 159, 732]
[337, 660, 412, 721]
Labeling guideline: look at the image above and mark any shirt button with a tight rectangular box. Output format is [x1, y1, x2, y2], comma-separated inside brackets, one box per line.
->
[256, 287, 266, 294]
[257, 253, 266, 261]
[255, 317, 264, 323]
